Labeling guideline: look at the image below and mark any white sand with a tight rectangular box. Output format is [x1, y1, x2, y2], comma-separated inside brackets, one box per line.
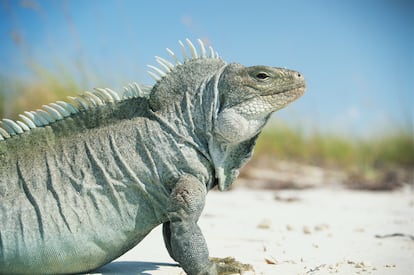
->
[90, 185, 414, 275]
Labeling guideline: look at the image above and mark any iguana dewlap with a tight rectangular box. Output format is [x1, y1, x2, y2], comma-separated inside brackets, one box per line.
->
[0, 39, 306, 275]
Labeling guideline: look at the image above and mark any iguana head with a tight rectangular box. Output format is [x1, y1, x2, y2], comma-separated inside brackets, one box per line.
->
[208, 63, 305, 190]
[147, 39, 306, 191]
[214, 63, 306, 144]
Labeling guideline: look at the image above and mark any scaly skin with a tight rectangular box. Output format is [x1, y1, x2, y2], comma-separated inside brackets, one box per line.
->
[0, 39, 305, 274]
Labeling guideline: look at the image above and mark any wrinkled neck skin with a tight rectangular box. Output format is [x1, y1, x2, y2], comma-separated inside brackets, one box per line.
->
[148, 61, 261, 191]
[209, 69, 267, 191]
[148, 59, 226, 160]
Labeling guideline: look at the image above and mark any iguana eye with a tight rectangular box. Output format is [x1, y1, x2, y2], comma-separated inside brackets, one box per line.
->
[256, 72, 270, 80]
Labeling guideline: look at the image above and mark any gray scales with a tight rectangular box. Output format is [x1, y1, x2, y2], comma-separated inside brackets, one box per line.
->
[0, 39, 306, 275]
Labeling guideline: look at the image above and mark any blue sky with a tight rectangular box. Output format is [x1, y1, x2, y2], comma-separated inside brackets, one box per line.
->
[1, 0, 413, 136]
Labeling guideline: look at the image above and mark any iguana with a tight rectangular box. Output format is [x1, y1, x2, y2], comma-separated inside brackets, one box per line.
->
[0, 39, 306, 275]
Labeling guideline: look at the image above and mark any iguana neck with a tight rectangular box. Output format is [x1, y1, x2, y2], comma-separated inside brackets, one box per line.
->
[148, 58, 227, 154]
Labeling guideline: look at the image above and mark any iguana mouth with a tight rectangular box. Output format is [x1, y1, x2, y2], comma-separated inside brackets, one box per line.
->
[228, 85, 306, 117]
[267, 85, 306, 105]
[282, 84, 306, 97]
[233, 83, 306, 107]
[266, 81, 306, 96]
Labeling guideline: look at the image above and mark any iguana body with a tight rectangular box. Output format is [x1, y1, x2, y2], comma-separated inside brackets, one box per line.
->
[0, 39, 306, 274]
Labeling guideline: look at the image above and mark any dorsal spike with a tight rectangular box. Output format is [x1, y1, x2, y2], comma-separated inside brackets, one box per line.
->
[79, 94, 97, 107]
[209, 46, 215, 58]
[69, 96, 89, 110]
[42, 105, 63, 120]
[84, 92, 104, 106]
[91, 89, 110, 103]
[121, 82, 145, 99]
[126, 84, 135, 97]
[19, 114, 36, 129]
[147, 65, 166, 77]
[2, 119, 23, 135]
[36, 109, 55, 123]
[16, 120, 30, 132]
[49, 102, 71, 117]
[24, 111, 42, 127]
[155, 56, 173, 71]
[128, 83, 138, 97]
[94, 88, 115, 103]
[0, 121, 15, 135]
[123, 86, 132, 98]
[133, 82, 144, 97]
[147, 70, 161, 81]
[104, 88, 121, 101]
[166, 48, 181, 65]
[197, 39, 206, 58]
[0, 127, 10, 139]
[31, 111, 49, 125]
[186, 38, 198, 59]
[179, 40, 189, 61]
[57, 101, 79, 114]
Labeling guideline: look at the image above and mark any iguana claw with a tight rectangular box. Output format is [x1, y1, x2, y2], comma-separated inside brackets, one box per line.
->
[210, 257, 254, 275]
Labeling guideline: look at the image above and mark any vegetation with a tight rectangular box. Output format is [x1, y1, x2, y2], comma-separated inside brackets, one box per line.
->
[255, 121, 414, 169]
[0, 65, 82, 119]
[253, 121, 413, 189]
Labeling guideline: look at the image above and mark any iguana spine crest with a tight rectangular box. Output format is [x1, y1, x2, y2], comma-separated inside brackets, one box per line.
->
[0, 38, 218, 141]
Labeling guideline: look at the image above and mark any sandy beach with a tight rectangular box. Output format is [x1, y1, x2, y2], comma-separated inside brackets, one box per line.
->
[89, 183, 414, 275]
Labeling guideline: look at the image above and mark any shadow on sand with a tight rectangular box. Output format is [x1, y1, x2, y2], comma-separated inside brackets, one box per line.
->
[92, 261, 180, 275]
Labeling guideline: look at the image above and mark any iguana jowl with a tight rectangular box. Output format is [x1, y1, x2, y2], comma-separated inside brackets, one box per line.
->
[0, 39, 306, 274]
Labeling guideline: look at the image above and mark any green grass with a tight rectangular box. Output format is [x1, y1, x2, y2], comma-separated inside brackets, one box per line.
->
[253, 121, 413, 189]
[0, 65, 82, 119]
[254, 121, 414, 171]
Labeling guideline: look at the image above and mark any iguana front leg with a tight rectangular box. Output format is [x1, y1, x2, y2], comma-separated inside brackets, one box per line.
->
[163, 174, 253, 275]
[163, 174, 216, 274]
